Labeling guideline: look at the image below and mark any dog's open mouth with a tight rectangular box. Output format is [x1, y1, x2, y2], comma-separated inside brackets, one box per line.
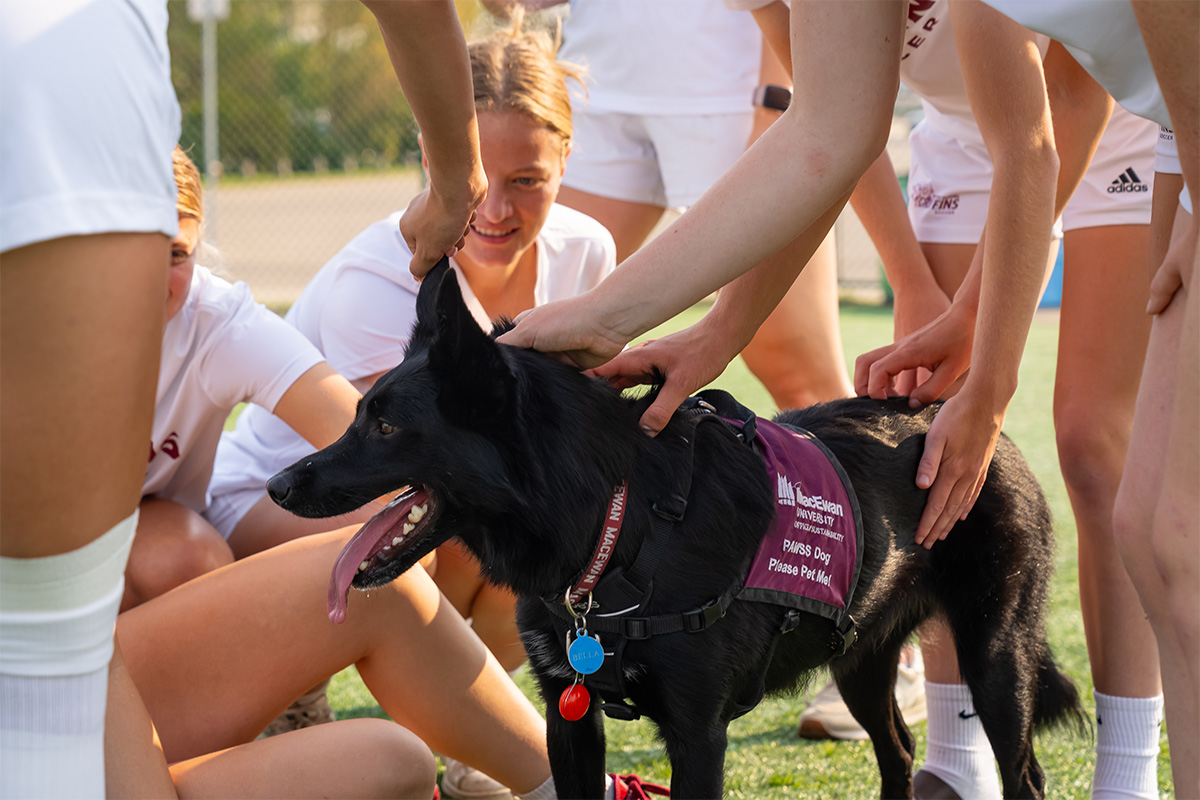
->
[327, 486, 437, 623]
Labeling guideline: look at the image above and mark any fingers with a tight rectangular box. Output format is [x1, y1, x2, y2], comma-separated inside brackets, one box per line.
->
[913, 428, 947, 547]
[907, 360, 962, 407]
[637, 379, 690, 437]
[853, 343, 901, 399]
[1147, 260, 1183, 315]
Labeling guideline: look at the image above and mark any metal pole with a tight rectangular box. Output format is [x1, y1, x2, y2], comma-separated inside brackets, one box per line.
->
[202, 6, 218, 244]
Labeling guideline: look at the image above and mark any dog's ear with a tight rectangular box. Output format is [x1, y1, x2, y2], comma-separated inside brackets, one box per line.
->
[427, 265, 517, 424]
[411, 256, 453, 344]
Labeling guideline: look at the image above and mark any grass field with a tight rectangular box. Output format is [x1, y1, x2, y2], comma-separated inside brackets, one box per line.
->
[326, 301, 1174, 798]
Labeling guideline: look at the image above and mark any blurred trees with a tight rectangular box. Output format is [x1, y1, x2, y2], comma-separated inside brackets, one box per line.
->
[168, 0, 487, 177]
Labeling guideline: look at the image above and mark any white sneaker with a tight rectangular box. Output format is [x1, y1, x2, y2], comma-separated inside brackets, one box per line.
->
[797, 646, 927, 740]
[440, 757, 513, 800]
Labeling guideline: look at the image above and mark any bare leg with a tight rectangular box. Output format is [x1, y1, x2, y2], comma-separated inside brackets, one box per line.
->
[1113, 199, 1198, 795]
[117, 528, 551, 794]
[123, 498, 235, 612]
[107, 640, 435, 800]
[434, 539, 525, 672]
[1, 232, 168, 798]
[555, 185, 665, 263]
[739, 230, 854, 409]
[228, 493, 376, 560]
[1056, 225, 1159, 696]
[1, 233, 168, 556]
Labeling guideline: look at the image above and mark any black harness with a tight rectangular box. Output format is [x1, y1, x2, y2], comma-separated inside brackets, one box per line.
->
[542, 389, 858, 721]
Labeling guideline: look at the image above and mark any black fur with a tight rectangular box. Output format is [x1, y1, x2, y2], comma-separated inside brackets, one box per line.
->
[269, 262, 1083, 799]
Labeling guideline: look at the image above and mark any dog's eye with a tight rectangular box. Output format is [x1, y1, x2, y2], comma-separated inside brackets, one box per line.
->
[379, 421, 397, 435]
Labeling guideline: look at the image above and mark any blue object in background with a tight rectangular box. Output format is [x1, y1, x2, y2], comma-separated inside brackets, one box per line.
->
[1039, 244, 1065, 309]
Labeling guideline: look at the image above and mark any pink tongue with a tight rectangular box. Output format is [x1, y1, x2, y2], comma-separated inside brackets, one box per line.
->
[327, 487, 427, 623]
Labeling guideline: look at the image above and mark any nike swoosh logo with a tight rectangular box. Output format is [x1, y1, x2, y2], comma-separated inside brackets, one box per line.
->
[959, 710, 978, 720]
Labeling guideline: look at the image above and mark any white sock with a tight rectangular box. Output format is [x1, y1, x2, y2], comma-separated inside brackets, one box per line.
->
[516, 775, 557, 800]
[0, 513, 137, 799]
[1092, 690, 1163, 800]
[920, 681, 1002, 800]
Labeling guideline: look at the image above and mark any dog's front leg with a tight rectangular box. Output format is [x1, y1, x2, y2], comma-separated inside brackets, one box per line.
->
[544, 687, 607, 799]
[658, 717, 728, 798]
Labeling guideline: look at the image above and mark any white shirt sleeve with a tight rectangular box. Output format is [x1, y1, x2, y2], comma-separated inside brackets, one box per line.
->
[197, 288, 325, 413]
[315, 266, 419, 383]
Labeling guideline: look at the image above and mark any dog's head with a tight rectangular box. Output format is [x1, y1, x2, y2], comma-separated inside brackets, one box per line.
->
[268, 258, 642, 622]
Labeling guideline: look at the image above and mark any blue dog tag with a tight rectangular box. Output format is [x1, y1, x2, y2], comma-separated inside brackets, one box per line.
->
[567, 633, 604, 674]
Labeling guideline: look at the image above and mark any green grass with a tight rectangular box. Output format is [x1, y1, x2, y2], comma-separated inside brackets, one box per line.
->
[328, 302, 1174, 798]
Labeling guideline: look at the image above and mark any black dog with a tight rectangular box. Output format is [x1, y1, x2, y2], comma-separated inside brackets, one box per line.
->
[268, 261, 1082, 799]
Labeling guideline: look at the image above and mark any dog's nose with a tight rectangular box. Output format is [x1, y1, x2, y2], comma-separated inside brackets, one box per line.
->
[266, 474, 293, 507]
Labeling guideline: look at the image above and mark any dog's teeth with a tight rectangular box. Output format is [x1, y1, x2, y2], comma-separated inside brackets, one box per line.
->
[408, 504, 427, 523]
[392, 536, 403, 546]
[359, 561, 369, 572]
[382, 545, 390, 551]
[402, 523, 414, 535]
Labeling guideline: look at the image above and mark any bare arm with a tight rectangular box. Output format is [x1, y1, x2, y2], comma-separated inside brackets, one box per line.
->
[852, 0, 1059, 546]
[500, 0, 908, 364]
[361, 0, 487, 277]
[271, 363, 362, 450]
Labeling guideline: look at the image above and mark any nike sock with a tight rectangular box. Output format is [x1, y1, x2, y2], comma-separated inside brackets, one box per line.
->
[919, 681, 1002, 800]
[1092, 690, 1163, 800]
[0, 512, 137, 799]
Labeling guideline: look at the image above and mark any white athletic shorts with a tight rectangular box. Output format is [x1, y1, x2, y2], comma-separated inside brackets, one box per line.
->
[562, 108, 754, 210]
[1060, 106, 1158, 231]
[907, 105, 1156, 243]
[203, 481, 262, 540]
[0, 0, 180, 253]
[1154, 127, 1193, 216]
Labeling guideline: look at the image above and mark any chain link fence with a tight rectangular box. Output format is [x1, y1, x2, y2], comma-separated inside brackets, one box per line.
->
[169, 0, 907, 309]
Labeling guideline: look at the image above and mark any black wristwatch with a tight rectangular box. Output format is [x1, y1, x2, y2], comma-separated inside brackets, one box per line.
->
[753, 84, 791, 112]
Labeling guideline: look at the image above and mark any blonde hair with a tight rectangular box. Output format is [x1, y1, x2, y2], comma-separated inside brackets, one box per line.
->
[469, 11, 585, 154]
[173, 145, 203, 222]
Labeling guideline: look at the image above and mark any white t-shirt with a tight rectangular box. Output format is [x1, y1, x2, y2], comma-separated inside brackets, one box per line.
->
[982, 0, 1168, 128]
[559, 0, 762, 116]
[145, 266, 324, 513]
[208, 203, 617, 520]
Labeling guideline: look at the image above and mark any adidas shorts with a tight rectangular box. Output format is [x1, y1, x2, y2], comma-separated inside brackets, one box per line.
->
[562, 108, 754, 210]
[0, 1, 180, 253]
[907, 105, 1155, 243]
[1060, 106, 1157, 232]
[1154, 127, 1193, 216]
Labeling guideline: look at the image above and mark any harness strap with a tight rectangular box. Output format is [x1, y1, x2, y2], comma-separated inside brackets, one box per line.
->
[547, 578, 743, 639]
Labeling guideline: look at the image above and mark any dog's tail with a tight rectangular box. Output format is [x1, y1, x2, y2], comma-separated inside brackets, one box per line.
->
[1033, 646, 1089, 736]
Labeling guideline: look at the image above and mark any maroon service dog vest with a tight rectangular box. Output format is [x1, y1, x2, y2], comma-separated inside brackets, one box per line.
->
[734, 418, 863, 625]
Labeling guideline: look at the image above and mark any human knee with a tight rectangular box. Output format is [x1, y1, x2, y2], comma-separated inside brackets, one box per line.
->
[1111, 482, 1154, 572]
[358, 720, 436, 799]
[1054, 414, 1126, 509]
[1152, 500, 1200, 599]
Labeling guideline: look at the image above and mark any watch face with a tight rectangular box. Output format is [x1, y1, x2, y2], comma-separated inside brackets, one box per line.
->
[763, 86, 791, 111]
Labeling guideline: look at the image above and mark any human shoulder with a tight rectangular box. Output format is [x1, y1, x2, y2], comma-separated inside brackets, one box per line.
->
[319, 209, 422, 294]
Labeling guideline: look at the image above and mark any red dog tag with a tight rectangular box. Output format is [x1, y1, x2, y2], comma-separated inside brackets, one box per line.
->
[559, 683, 590, 721]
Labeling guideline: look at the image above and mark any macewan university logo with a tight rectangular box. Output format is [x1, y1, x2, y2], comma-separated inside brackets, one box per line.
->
[1108, 167, 1148, 193]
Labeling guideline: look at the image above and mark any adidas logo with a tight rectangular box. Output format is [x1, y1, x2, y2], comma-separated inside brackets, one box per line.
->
[777, 473, 796, 506]
[1108, 167, 1148, 193]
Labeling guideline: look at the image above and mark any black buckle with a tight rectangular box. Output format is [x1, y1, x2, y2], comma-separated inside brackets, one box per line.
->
[623, 618, 649, 640]
[683, 598, 726, 633]
[600, 700, 641, 721]
[779, 609, 802, 634]
[831, 616, 857, 656]
[652, 496, 687, 522]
